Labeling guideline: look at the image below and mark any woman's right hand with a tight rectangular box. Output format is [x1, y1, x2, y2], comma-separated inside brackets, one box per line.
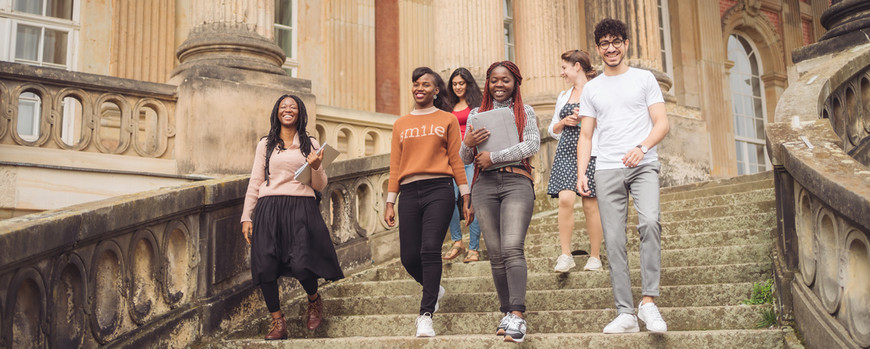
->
[242, 221, 253, 244]
[464, 125, 490, 147]
[384, 203, 396, 227]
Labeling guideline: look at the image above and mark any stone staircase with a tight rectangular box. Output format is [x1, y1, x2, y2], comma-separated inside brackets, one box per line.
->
[215, 171, 792, 348]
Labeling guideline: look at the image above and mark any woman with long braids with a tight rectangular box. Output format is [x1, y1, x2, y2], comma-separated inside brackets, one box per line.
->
[547, 50, 604, 273]
[241, 94, 344, 340]
[460, 61, 540, 343]
[384, 67, 472, 338]
[442, 67, 484, 263]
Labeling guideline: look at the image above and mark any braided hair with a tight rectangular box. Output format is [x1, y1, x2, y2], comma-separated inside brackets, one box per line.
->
[263, 94, 314, 186]
[473, 61, 533, 182]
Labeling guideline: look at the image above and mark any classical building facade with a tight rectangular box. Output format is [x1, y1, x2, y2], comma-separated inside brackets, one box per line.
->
[0, 0, 828, 217]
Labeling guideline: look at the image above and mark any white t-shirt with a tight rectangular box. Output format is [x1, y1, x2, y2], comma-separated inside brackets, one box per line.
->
[577, 67, 664, 170]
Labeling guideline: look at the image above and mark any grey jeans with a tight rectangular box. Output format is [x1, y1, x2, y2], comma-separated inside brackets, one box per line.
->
[595, 161, 662, 314]
[472, 171, 534, 313]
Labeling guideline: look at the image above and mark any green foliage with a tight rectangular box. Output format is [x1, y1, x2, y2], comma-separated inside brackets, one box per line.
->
[757, 308, 777, 328]
[741, 279, 774, 305]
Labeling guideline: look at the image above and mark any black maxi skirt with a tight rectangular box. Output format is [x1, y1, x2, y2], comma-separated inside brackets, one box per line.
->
[250, 195, 344, 285]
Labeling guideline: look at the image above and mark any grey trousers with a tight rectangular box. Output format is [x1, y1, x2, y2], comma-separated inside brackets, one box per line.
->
[472, 171, 534, 313]
[595, 161, 662, 314]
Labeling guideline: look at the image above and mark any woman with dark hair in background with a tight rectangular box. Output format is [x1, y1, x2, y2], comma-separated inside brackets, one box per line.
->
[547, 50, 604, 273]
[241, 94, 344, 340]
[384, 66, 472, 337]
[460, 61, 539, 343]
[442, 67, 484, 263]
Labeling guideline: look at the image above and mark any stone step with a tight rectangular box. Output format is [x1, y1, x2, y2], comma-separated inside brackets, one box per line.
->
[660, 176, 773, 199]
[326, 263, 771, 296]
[533, 200, 776, 226]
[518, 229, 770, 254]
[374, 243, 771, 280]
[660, 188, 774, 212]
[309, 283, 754, 316]
[528, 212, 776, 236]
[221, 329, 785, 349]
[239, 305, 773, 339]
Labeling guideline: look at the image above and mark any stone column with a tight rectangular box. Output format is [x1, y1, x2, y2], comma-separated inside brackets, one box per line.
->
[173, 0, 286, 76]
[792, 0, 870, 62]
[513, 0, 585, 107]
[432, 0, 502, 82]
[397, 0, 436, 113]
[110, 0, 176, 83]
[170, 0, 316, 175]
[376, 0, 401, 115]
[585, 0, 673, 95]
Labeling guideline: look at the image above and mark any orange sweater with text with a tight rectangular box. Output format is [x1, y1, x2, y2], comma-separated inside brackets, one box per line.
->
[388, 109, 468, 193]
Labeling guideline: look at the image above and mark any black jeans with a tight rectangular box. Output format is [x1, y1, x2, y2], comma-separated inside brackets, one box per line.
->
[398, 177, 455, 315]
[260, 277, 318, 313]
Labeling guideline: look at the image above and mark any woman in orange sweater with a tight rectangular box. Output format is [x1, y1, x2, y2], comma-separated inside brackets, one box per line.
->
[241, 94, 344, 340]
[384, 67, 473, 338]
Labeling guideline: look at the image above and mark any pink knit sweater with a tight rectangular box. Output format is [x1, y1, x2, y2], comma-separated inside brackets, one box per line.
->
[241, 137, 327, 222]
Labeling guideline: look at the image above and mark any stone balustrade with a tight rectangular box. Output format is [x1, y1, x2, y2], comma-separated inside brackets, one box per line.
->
[314, 105, 395, 161]
[0, 154, 396, 348]
[0, 62, 176, 160]
[766, 36, 870, 349]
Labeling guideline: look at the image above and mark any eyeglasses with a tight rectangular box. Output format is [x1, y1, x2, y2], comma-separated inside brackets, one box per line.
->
[597, 39, 624, 49]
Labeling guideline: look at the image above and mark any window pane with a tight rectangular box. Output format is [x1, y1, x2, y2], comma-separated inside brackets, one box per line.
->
[43, 29, 68, 65]
[275, 28, 293, 59]
[46, 0, 73, 19]
[18, 92, 41, 141]
[735, 141, 746, 175]
[15, 25, 41, 61]
[61, 96, 83, 146]
[275, 0, 292, 25]
[14, 0, 43, 15]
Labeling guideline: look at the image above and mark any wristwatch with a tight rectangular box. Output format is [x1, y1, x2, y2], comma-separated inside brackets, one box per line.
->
[636, 144, 649, 154]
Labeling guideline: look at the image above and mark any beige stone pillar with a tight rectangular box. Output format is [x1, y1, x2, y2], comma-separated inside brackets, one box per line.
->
[108, 0, 176, 82]
[432, 0, 502, 82]
[173, 0, 285, 76]
[585, 0, 672, 95]
[397, 0, 436, 114]
[513, 0, 585, 107]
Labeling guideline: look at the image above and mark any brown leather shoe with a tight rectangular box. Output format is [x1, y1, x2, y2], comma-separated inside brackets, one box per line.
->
[306, 294, 324, 330]
[264, 316, 288, 340]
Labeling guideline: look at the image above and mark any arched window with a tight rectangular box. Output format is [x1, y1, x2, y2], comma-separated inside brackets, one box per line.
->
[727, 34, 769, 175]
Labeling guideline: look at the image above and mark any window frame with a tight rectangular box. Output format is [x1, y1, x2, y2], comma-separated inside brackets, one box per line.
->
[727, 33, 771, 175]
[0, 0, 80, 70]
[274, 0, 298, 77]
[657, 0, 674, 78]
[17, 91, 42, 142]
[503, 0, 515, 62]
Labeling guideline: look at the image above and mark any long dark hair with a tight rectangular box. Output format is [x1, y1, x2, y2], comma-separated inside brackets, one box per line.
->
[411, 67, 450, 112]
[263, 94, 314, 186]
[447, 67, 483, 110]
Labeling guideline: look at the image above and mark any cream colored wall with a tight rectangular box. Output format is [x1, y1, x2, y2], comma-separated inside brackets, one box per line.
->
[77, 0, 113, 75]
[398, 0, 435, 114]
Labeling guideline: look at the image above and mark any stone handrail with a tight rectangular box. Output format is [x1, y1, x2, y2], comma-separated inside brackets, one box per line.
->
[0, 62, 176, 159]
[766, 44, 870, 348]
[0, 154, 395, 348]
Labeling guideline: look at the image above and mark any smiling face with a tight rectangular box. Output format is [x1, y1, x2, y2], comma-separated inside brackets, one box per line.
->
[412, 73, 438, 108]
[488, 66, 515, 102]
[451, 75, 467, 99]
[560, 59, 582, 82]
[277, 97, 298, 129]
[597, 34, 628, 68]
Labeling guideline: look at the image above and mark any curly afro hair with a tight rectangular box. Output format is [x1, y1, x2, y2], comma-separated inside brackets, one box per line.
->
[593, 18, 628, 45]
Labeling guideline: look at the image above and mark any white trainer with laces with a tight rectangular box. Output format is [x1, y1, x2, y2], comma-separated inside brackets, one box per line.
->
[583, 256, 602, 271]
[415, 312, 435, 337]
[637, 301, 668, 333]
[603, 313, 640, 334]
[496, 313, 510, 336]
[553, 254, 576, 272]
[503, 314, 527, 343]
[433, 285, 445, 313]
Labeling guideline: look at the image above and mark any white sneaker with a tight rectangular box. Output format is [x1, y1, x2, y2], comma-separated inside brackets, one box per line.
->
[553, 254, 576, 272]
[415, 312, 435, 337]
[503, 314, 527, 343]
[496, 313, 510, 336]
[433, 285, 445, 313]
[637, 301, 668, 333]
[603, 313, 640, 334]
[583, 256, 602, 271]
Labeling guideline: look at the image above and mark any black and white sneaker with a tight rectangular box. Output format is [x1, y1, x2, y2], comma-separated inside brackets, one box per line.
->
[503, 314, 527, 343]
[496, 313, 510, 336]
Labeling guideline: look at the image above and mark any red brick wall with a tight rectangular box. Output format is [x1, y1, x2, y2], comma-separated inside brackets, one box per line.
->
[801, 19, 813, 45]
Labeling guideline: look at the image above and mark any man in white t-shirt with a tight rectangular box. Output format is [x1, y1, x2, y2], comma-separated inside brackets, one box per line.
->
[576, 18, 670, 334]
